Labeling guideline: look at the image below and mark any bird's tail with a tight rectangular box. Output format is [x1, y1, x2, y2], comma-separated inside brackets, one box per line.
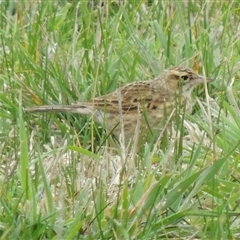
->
[25, 104, 94, 115]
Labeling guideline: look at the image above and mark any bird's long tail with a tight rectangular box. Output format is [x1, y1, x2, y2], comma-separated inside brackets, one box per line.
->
[25, 104, 94, 115]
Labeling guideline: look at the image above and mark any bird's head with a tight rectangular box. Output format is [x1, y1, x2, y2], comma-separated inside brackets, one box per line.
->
[164, 66, 213, 97]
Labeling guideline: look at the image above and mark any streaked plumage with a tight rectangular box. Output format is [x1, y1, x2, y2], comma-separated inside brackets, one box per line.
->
[26, 67, 212, 139]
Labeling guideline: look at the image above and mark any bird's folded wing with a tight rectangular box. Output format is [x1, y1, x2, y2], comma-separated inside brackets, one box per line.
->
[89, 82, 173, 113]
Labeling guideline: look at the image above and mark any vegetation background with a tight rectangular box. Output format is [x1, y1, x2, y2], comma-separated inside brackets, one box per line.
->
[1, 0, 240, 239]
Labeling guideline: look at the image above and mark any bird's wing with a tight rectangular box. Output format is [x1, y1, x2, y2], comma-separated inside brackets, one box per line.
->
[88, 81, 173, 113]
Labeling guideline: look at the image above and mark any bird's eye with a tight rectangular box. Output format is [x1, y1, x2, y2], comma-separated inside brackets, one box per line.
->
[181, 75, 189, 80]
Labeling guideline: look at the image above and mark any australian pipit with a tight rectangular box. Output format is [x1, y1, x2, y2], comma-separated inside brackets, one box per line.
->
[26, 67, 212, 139]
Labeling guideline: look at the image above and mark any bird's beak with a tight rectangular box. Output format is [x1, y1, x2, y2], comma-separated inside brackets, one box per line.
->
[205, 77, 214, 83]
[193, 76, 214, 85]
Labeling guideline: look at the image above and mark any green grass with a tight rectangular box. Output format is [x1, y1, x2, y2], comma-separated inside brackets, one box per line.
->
[1, 0, 240, 239]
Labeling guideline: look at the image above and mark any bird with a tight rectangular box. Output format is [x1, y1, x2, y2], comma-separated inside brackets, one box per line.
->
[25, 67, 213, 140]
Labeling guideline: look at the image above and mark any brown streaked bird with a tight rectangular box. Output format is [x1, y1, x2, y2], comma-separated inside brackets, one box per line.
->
[25, 67, 212, 139]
